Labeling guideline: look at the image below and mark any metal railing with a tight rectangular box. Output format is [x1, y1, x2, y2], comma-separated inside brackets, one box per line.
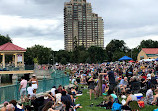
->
[0, 70, 69, 104]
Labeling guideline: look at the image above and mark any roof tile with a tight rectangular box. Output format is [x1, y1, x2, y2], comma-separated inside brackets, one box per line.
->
[142, 48, 158, 54]
[0, 42, 26, 51]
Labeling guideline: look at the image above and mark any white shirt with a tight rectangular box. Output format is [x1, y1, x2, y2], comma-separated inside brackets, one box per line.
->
[56, 93, 61, 103]
[51, 88, 56, 96]
[147, 73, 151, 79]
[27, 87, 33, 95]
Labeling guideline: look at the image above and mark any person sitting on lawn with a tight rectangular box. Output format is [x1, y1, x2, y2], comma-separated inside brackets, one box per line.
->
[108, 90, 119, 103]
[119, 77, 128, 94]
[151, 88, 158, 105]
[0, 101, 8, 111]
[122, 89, 137, 110]
[146, 85, 155, 105]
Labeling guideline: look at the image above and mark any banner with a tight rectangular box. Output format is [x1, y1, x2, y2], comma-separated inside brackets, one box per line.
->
[17, 54, 22, 62]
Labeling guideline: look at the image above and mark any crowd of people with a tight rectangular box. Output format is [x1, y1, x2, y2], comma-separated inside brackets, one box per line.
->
[67, 61, 158, 110]
[1, 60, 158, 111]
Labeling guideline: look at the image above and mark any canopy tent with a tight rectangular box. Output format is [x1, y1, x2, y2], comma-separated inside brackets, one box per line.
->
[128, 60, 135, 63]
[119, 56, 132, 61]
[155, 58, 158, 61]
[139, 59, 155, 62]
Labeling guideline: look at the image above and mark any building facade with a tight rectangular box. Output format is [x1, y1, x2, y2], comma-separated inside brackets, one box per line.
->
[64, 0, 104, 51]
[137, 48, 158, 61]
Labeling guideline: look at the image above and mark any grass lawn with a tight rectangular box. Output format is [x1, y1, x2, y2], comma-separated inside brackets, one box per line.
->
[75, 87, 158, 111]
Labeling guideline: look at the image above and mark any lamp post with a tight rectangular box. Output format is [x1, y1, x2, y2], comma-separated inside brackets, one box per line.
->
[131, 49, 133, 58]
[48, 54, 53, 65]
[51, 59, 53, 65]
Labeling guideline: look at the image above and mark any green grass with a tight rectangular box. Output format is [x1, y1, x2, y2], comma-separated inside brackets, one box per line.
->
[75, 87, 158, 111]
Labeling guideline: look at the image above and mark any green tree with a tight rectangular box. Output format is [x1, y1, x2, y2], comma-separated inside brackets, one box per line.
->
[60, 58, 67, 65]
[112, 51, 126, 61]
[131, 39, 158, 61]
[139, 39, 158, 48]
[54, 50, 71, 63]
[0, 34, 12, 62]
[88, 46, 105, 63]
[0, 34, 12, 45]
[71, 45, 86, 63]
[25, 45, 51, 64]
[106, 39, 129, 61]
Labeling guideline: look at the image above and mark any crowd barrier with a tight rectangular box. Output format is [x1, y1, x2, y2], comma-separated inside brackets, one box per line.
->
[0, 70, 69, 104]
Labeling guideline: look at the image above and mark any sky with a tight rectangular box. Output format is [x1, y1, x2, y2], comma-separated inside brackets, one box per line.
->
[0, 0, 158, 50]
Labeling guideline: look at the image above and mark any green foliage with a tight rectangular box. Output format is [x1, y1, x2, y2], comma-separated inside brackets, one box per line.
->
[88, 46, 106, 63]
[0, 34, 12, 45]
[139, 39, 158, 48]
[33, 58, 38, 64]
[60, 58, 67, 65]
[112, 51, 126, 61]
[0, 34, 12, 62]
[54, 50, 71, 64]
[25, 45, 51, 64]
[23, 39, 158, 64]
[106, 39, 129, 61]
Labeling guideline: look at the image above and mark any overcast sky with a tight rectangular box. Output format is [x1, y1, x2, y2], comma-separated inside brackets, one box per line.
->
[0, 0, 158, 50]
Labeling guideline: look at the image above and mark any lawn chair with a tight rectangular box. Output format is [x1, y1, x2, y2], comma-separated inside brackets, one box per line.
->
[129, 101, 140, 111]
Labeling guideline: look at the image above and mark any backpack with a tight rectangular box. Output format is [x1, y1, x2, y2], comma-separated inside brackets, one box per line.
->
[112, 103, 122, 111]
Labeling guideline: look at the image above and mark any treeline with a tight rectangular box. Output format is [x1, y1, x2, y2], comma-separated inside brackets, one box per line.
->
[0, 34, 158, 64]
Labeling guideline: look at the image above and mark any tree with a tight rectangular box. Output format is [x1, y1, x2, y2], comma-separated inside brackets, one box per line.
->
[105, 39, 129, 61]
[24, 45, 51, 64]
[54, 50, 71, 63]
[112, 51, 126, 61]
[60, 58, 67, 65]
[0, 34, 12, 63]
[131, 39, 158, 61]
[0, 34, 12, 45]
[139, 39, 158, 48]
[71, 45, 86, 63]
[88, 46, 105, 63]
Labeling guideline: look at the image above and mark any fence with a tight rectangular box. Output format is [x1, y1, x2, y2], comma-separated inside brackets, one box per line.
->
[0, 70, 69, 104]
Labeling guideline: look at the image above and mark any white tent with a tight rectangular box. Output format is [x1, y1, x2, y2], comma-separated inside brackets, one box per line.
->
[139, 59, 155, 62]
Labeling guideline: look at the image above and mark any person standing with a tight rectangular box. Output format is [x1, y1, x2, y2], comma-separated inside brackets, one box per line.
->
[107, 67, 116, 95]
[27, 83, 34, 97]
[88, 74, 96, 100]
[19, 76, 27, 102]
[29, 74, 38, 94]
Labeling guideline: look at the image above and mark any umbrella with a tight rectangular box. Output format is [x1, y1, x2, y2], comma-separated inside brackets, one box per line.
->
[128, 60, 135, 63]
[119, 56, 132, 61]
[155, 58, 158, 61]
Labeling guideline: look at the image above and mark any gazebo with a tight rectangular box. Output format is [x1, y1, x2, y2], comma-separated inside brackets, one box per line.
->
[0, 42, 26, 68]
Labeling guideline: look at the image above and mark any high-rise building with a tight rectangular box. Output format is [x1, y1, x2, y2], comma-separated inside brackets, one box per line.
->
[64, 0, 104, 51]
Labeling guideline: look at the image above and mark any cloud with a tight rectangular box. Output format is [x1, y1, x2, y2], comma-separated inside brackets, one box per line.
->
[0, 15, 63, 40]
[12, 37, 64, 51]
[0, 0, 158, 50]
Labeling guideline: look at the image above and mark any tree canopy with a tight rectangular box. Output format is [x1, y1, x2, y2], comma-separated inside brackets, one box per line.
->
[106, 39, 129, 61]
[24, 39, 158, 65]
[0, 34, 12, 45]
[25, 45, 51, 64]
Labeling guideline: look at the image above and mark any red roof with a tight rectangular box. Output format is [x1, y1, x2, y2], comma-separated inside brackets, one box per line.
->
[142, 48, 158, 54]
[0, 42, 26, 51]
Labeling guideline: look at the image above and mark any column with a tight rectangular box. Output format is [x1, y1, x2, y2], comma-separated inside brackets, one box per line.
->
[0, 75, 1, 84]
[22, 53, 24, 67]
[2, 53, 5, 68]
[14, 53, 17, 67]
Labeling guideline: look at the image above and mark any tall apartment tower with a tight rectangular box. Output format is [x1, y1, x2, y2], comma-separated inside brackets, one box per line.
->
[64, 0, 104, 51]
